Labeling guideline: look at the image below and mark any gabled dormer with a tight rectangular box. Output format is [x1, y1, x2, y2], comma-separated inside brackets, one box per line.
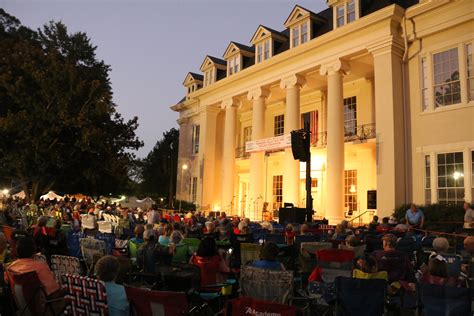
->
[223, 42, 255, 76]
[250, 25, 288, 64]
[200, 56, 227, 88]
[284, 5, 326, 49]
[183, 72, 203, 100]
[327, 0, 359, 28]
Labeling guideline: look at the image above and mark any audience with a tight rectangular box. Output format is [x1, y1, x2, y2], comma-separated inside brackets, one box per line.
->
[252, 242, 285, 271]
[190, 236, 230, 286]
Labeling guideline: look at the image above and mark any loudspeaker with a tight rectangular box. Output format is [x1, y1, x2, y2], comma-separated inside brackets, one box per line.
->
[279, 207, 306, 224]
[291, 130, 308, 161]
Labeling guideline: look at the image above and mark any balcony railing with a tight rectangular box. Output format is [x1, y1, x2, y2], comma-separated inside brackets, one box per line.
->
[236, 146, 250, 159]
[312, 123, 376, 148]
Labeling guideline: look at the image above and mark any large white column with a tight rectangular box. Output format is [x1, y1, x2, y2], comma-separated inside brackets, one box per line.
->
[370, 44, 406, 217]
[280, 75, 306, 206]
[220, 98, 238, 214]
[464, 148, 472, 203]
[320, 59, 350, 224]
[247, 87, 270, 219]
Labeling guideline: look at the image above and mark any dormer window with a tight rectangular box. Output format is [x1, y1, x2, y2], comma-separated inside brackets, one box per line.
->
[334, 0, 358, 28]
[183, 72, 203, 99]
[257, 40, 271, 63]
[204, 68, 214, 87]
[228, 55, 240, 75]
[200, 56, 227, 88]
[291, 21, 309, 48]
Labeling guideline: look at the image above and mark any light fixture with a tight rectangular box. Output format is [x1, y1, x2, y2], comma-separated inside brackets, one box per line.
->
[2, 189, 9, 196]
[182, 164, 188, 170]
[453, 171, 464, 180]
[349, 184, 357, 193]
[121, 195, 126, 200]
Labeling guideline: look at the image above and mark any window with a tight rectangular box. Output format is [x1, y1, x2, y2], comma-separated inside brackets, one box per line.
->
[301, 111, 319, 145]
[347, 0, 356, 23]
[192, 125, 200, 155]
[229, 55, 240, 75]
[336, 5, 345, 27]
[437, 152, 464, 205]
[273, 175, 283, 210]
[425, 155, 431, 204]
[257, 43, 263, 63]
[344, 170, 357, 213]
[421, 57, 429, 111]
[311, 178, 318, 188]
[301, 23, 308, 44]
[292, 26, 299, 48]
[243, 126, 252, 144]
[472, 151, 474, 200]
[264, 41, 270, 60]
[191, 177, 198, 203]
[433, 48, 460, 107]
[467, 43, 474, 101]
[274, 114, 285, 136]
[344, 96, 357, 137]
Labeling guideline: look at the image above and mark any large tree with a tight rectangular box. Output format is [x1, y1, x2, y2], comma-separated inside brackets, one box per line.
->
[0, 10, 142, 199]
[140, 128, 179, 206]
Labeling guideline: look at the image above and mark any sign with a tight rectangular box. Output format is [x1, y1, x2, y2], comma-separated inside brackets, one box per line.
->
[245, 134, 291, 153]
[367, 190, 377, 209]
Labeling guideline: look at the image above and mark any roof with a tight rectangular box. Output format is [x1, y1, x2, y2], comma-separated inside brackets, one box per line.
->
[188, 72, 203, 81]
[230, 41, 255, 53]
[284, 5, 323, 26]
[208, 56, 227, 66]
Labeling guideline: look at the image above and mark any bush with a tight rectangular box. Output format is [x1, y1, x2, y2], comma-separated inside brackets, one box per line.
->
[393, 203, 465, 233]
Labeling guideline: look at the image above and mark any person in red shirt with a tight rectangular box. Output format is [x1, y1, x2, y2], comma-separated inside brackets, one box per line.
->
[190, 237, 229, 286]
[285, 224, 296, 245]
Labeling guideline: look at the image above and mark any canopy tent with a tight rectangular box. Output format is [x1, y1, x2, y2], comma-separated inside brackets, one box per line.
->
[120, 196, 141, 209]
[68, 193, 89, 201]
[12, 191, 26, 199]
[40, 191, 64, 201]
[136, 197, 155, 209]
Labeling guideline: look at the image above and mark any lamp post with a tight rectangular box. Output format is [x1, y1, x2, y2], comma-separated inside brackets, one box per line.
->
[179, 164, 188, 212]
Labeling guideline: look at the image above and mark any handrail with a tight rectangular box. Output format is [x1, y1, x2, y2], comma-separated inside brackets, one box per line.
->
[348, 210, 374, 226]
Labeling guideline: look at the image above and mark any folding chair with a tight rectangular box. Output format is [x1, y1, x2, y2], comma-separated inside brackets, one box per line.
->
[295, 235, 321, 253]
[95, 232, 115, 255]
[316, 249, 354, 283]
[443, 254, 463, 278]
[6, 270, 63, 316]
[417, 282, 471, 316]
[97, 221, 113, 234]
[252, 228, 268, 243]
[66, 230, 83, 258]
[335, 276, 387, 316]
[172, 243, 189, 263]
[240, 265, 294, 304]
[181, 237, 201, 255]
[50, 255, 81, 285]
[240, 243, 262, 266]
[264, 233, 286, 245]
[225, 296, 302, 316]
[125, 285, 189, 316]
[128, 239, 141, 266]
[299, 242, 332, 277]
[79, 238, 106, 274]
[61, 274, 108, 316]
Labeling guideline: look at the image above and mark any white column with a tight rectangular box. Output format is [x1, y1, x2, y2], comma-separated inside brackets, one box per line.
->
[370, 43, 406, 217]
[220, 98, 238, 214]
[430, 152, 438, 203]
[320, 59, 350, 224]
[247, 87, 270, 219]
[280, 74, 306, 206]
[464, 148, 472, 203]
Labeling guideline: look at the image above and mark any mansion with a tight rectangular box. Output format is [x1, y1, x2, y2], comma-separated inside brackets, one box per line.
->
[171, 0, 474, 224]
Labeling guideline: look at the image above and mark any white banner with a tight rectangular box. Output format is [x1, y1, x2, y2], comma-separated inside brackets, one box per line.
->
[245, 134, 291, 153]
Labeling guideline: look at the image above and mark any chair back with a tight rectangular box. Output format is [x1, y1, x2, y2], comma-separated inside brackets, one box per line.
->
[316, 249, 354, 283]
[264, 233, 286, 245]
[2, 225, 14, 242]
[225, 297, 301, 316]
[240, 265, 294, 304]
[335, 276, 387, 316]
[240, 243, 262, 266]
[418, 282, 471, 316]
[300, 241, 332, 254]
[443, 254, 462, 278]
[172, 243, 189, 263]
[339, 244, 366, 258]
[62, 274, 108, 316]
[95, 232, 115, 255]
[128, 240, 141, 260]
[295, 234, 321, 252]
[124, 285, 188, 316]
[50, 255, 81, 285]
[81, 214, 97, 230]
[181, 238, 201, 254]
[98, 221, 113, 234]
[67, 230, 83, 258]
[79, 237, 106, 271]
[6, 270, 48, 316]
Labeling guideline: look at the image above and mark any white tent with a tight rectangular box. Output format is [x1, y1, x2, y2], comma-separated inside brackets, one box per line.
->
[13, 191, 26, 199]
[40, 191, 64, 201]
[136, 197, 155, 209]
[119, 196, 141, 209]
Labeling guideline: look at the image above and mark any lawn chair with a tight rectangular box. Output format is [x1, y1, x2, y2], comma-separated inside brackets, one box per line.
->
[316, 249, 354, 283]
[61, 274, 107, 316]
[240, 265, 294, 304]
[50, 255, 81, 285]
[264, 233, 286, 245]
[128, 239, 141, 266]
[125, 285, 189, 316]
[299, 242, 332, 276]
[79, 237, 106, 274]
[334, 276, 387, 316]
[225, 296, 303, 316]
[240, 243, 262, 266]
[66, 229, 83, 258]
[181, 237, 201, 255]
[95, 232, 115, 255]
[295, 235, 321, 252]
[417, 282, 471, 316]
[172, 243, 189, 263]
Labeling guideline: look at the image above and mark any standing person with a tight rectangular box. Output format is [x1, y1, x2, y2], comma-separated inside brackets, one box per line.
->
[147, 208, 160, 226]
[463, 202, 473, 229]
[405, 204, 424, 229]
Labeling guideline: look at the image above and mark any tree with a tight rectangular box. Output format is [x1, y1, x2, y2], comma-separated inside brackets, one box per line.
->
[0, 9, 143, 200]
[140, 128, 179, 206]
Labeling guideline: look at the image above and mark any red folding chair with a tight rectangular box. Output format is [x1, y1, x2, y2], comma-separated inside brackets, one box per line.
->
[309, 249, 354, 283]
[61, 274, 108, 316]
[124, 284, 189, 316]
[224, 297, 302, 316]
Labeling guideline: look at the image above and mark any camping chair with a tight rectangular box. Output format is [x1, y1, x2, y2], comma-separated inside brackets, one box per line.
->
[181, 237, 201, 255]
[334, 276, 387, 316]
[95, 232, 115, 255]
[50, 255, 82, 285]
[299, 242, 332, 276]
[125, 285, 189, 316]
[172, 243, 189, 263]
[240, 243, 262, 266]
[264, 233, 286, 245]
[66, 230, 83, 258]
[224, 296, 303, 316]
[315, 249, 354, 283]
[240, 265, 294, 304]
[417, 282, 471, 316]
[128, 239, 141, 266]
[295, 234, 321, 252]
[443, 254, 463, 278]
[6, 270, 64, 316]
[61, 274, 108, 316]
[252, 228, 268, 243]
[338, 244, 366, 258]
[79, 237, 106, 274]
[97, 221, 113, 234]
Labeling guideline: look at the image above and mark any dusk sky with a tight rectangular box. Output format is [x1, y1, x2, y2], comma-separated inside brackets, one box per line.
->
[1, 0, 327, 157]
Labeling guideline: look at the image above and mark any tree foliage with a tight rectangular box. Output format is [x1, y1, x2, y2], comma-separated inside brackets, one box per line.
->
[140, 128, 179, 205]
[0, 9, 143, 199]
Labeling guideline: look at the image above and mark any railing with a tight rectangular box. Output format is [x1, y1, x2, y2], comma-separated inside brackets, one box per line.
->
[236, 147, 250, 159]
[311, 123, 376, 148]
[348, 210, 375, 227]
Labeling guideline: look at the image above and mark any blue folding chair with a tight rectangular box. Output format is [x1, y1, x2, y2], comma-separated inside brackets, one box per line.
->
[335, 276, 387, 316]
[264, 233, 286, 245]
[295, 234, 320, 252]
[418, 283, 471, 316]
[66, 230, 84, 258]
[95, 232, 115, 255]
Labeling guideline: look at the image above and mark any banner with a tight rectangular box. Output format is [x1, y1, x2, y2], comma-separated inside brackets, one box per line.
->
[245, 134, 291, 153]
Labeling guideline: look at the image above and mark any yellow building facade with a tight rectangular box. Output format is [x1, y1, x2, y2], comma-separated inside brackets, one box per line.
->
[171, 0, 474, 224]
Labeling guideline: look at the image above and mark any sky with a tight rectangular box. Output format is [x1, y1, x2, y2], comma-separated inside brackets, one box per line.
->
[1, 0, 328, 157]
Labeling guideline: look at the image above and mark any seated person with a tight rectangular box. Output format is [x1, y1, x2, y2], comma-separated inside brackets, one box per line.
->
[129, 224, 145, 245]
[394, 219, 409, 232]
[339, 235, 365, 258]
[285, 224, 296, 245]
[5, 236, 64, 310]
[300, 224, 312, 236]
[203, 221, 219, 239]
[158, 223, 173, 246]
[48, 219, 68, 257]
[405, 204, 424, 229]
[332, 224, 347, 241]
[430, 237, 450, 258]
[95, 255, 129, 316]
[137, 230, 173, 273]
[252, 242, 285, 271]
[376, 217, 391, 233]
[353, 255, 388, 280]
[190, 236, 230, 286]
[373, 234, 416, 285]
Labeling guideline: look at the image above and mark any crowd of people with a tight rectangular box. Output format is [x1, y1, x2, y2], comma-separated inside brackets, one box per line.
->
[0, 196, 472, 315]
